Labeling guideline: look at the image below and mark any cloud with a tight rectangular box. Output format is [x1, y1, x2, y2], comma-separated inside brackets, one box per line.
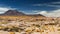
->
[33, 4, 44, 6]
[33, 2, 60, 8]
[0, 7, 16, 14]
[36, 9, 60, 17]
[36, 11, 47, 14]
[51, 2, 60, 4]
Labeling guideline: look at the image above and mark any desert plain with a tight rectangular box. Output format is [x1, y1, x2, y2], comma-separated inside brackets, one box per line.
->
[0, 16, 60, 34]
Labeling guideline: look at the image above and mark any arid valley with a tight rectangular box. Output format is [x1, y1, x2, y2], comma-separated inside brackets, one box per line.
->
[0, 10, 60, 34]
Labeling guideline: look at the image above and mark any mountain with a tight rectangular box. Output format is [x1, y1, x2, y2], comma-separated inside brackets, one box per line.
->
[3, 10, 25, 16]
[0, 10, 45, 17]
[26, 14, 45, 17]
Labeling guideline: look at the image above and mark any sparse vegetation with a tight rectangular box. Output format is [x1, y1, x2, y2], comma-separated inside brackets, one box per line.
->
[0, 16, 60, 34]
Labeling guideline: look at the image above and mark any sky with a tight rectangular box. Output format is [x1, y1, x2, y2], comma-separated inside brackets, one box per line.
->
[0, 0, 60, 17]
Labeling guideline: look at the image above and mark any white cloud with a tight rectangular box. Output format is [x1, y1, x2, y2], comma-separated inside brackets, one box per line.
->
[36, 11, 47, 14]
[0, 7, 16, 14]
[36, 9, 60, 17]
[33, 4, 43, 6]
[33, 2, 60, 8]
[33, 4, 47, 6]
[51, 2, 60, 4]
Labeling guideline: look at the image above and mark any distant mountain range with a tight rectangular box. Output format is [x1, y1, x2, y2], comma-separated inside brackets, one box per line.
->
[0, 10, 45, 17]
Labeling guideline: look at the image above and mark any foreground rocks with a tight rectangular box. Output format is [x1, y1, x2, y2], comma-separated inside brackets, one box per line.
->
[0, 16, 60, 34]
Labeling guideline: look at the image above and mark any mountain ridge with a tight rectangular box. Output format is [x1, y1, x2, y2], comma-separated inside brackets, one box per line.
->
[0, 10, 45, 17]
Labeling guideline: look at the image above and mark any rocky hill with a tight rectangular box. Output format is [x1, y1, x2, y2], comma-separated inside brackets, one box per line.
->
[0, 10, 45, 17]
[3, 10, 25, 16]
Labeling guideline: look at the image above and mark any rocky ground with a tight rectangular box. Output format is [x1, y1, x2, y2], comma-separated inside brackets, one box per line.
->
[0, 16, 60, 34]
